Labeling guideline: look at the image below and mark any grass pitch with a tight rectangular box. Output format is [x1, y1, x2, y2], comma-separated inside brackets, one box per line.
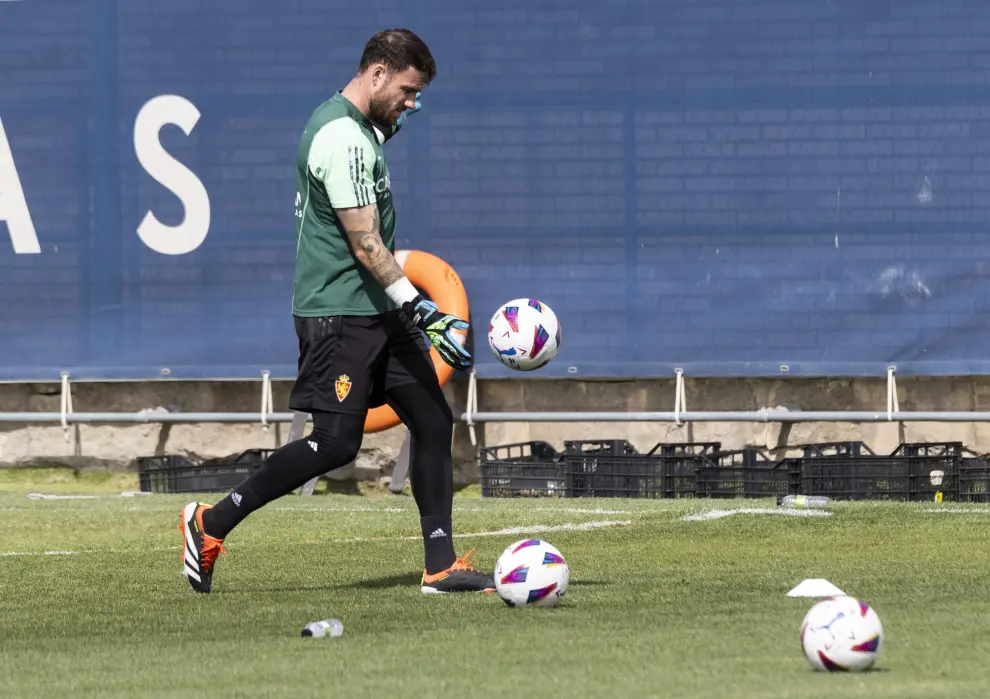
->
[1, 477, 989, 698]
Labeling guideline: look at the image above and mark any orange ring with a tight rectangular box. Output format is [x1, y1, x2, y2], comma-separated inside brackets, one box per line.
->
[363, 250, 469, 434]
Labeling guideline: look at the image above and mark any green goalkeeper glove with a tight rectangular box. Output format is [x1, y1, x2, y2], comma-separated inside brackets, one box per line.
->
[403, 294, 472, 371]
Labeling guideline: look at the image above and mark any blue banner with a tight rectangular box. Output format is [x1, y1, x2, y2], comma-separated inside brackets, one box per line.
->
[2, 0, 990, 380]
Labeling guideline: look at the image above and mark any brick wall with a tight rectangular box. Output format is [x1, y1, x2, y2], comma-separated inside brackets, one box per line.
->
[1, 0, 989, 379]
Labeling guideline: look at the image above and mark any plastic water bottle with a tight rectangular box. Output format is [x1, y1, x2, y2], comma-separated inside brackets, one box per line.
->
[301, 619, 343, 638]
[777, 494, 830, 508]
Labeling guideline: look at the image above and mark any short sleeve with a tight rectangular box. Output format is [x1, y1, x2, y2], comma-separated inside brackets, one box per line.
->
[308, 118, 377, 209]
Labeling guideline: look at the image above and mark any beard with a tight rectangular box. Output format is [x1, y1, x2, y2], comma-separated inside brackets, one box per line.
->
[368, 92, 398, 127]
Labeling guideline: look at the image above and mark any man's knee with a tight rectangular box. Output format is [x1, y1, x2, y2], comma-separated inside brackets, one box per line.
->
[309, 412, 364, 466]
[416, 409, 452, 448]
[435, 394, 453, 426]
[387, 382, 453, 442]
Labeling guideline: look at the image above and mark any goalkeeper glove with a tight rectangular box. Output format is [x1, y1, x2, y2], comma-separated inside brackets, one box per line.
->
[403, 294, 473, 371]
[396, 91, 422, 129]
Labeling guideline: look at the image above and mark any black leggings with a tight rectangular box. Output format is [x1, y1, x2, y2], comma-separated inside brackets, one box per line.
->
[204, 379, 454, 538]
[386, 381, 454, 519]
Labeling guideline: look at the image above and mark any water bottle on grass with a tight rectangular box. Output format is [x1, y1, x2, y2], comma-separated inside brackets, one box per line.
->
[777, 494, 830, 508]
[301, 619, 343, 638]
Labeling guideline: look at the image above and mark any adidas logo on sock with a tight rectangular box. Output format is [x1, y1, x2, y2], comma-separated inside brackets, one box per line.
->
[429, 528, 447, 539]
[308, 440, 318, 452]
[231, 492, 242, 507]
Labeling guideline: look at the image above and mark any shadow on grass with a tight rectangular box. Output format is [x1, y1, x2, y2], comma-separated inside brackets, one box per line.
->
[218, 575, 609, 595]
[339, 574, 609, 590]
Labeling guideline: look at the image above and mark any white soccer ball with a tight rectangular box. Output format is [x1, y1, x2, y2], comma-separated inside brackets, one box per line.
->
[800, 596, 884, 672]
[494, 539, 569, 608]
[487, 298, 561, 371]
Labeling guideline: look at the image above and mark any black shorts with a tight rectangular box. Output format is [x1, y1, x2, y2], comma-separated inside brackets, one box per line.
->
[288, 311, 439, 415]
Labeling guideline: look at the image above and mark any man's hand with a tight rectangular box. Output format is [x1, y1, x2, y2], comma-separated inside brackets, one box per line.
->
[404, 294, 473, 371]
[395, 91, 422, 129]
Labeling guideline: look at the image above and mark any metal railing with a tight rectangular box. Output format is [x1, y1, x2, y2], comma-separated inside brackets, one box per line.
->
[0, 366, 987, 428]
[3, 367, 988, 496]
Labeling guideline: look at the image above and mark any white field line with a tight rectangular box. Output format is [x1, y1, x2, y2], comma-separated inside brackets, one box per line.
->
[16, 499, 632, 518]
[19, 494, 634, 517]
[0, 519, 631, 558]
[535, 507, 632, 515]
[921, 507, 990, 514]
[26, 493, 102, 500]
[683, 508, 832, 521]
[271, 506, 410, 513]
[21, 493, 627, 516]
[275, 506, 631, 515]
[331, 519, 631, 544]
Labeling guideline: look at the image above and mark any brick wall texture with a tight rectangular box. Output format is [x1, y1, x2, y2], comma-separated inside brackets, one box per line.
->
[1, 0, 989, 378]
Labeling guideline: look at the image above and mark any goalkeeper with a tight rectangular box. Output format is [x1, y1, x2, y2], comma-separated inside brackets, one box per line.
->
[178, 28, 494, 596]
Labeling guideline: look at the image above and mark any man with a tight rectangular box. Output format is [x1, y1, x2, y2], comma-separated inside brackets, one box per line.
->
[179, 28, 494, 595]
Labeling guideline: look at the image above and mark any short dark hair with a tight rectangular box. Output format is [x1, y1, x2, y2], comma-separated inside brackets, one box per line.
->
[358, 29, 437, 84]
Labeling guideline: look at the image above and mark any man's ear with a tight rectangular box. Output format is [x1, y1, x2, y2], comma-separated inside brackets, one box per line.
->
[371, 64, 388, 87]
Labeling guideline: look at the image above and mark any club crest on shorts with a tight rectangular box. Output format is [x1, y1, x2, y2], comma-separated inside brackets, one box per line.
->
[335, 374, 352, 402]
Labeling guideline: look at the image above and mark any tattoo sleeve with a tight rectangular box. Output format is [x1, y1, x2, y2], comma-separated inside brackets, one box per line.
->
[337, 205, 405, 288]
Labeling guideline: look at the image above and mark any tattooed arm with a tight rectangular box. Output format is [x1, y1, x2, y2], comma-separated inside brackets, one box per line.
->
[337, 205, 405, 289]
[309, 121, 408, 293]
[336, 205, 473, 369]
[320, 129, 421, 307]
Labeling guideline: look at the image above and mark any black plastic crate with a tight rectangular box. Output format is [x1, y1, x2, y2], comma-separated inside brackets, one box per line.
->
[563, 439, 638, 456]
[479, 441, 564, 497]
[562, 441, 720, 499]
[694, 448, 799, 499]
[800, 441, 875, 458]
[799, 442, 960, 501]
[898, 442, 964, 458]
[801, 457, 910, 501]
[563, 441, 658, 498]
[895, 442, 961, 502]
[655, 442, 721, 498]
[655, 442, 721, 457]
[137, 449, 270, 494]
[959, 457, 990, 503]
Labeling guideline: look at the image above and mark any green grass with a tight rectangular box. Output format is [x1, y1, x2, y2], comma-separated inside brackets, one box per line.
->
[1, 484, 988, 698]
[0, 466, 140, 494]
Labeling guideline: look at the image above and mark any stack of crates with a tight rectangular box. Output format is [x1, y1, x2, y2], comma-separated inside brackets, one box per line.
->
[562, 440, 721, 499]
[478, 441, 565, 497]
[799, 442, 962, 502]
[960, 455, 990, 502]
[480, 439, 723, 499]
[136, 449, 274, 494]
[474, 437, 990, 502]
[693, 447, 800, 499]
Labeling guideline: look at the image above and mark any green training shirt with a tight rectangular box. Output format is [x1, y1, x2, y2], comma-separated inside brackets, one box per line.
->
[291, 92, 396, 317]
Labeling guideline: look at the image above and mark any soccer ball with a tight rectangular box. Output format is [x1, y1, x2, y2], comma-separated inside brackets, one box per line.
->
[800, 596, 884, 672]
[487, 299, 561, 371]
[494, 539, 569, 608]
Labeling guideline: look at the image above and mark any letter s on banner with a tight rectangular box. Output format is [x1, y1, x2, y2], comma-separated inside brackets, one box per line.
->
[0, 117, 41, 254]
[134, 95, 211, 255]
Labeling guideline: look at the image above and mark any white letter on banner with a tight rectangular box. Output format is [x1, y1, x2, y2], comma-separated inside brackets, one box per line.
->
[0, 117, 41, 254]
[134, 95, 211, 255]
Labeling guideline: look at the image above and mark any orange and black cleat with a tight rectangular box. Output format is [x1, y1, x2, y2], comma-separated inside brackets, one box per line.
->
[179, 502, 226, 594]
[420, 548, 495, 594]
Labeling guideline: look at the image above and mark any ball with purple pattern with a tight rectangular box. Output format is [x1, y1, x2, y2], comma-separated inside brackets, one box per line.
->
[800, 596, 884, 672]
[493, 539, 570, 608]
[488, 298, 561, 371]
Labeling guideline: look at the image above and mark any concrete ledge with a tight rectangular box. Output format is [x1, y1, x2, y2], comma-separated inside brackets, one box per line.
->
[0, 376, 987, 482]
